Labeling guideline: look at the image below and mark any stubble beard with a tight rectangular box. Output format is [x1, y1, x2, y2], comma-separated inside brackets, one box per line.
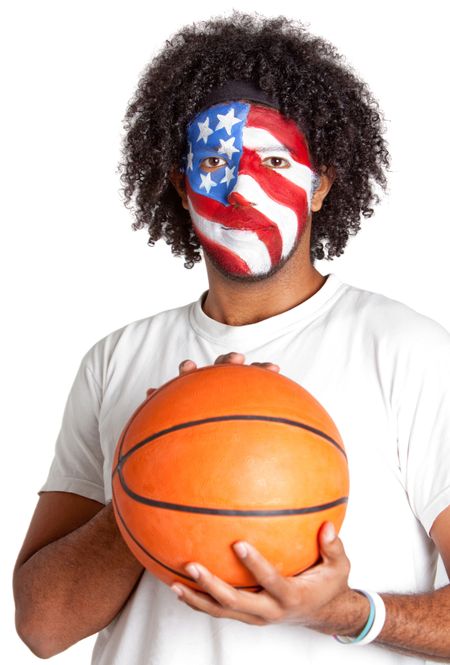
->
[199, 226, 307, 284]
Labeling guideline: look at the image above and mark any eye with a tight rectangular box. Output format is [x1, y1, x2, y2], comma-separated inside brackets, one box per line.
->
[200, 157, 227, 171]
[262, 156, 290, 169]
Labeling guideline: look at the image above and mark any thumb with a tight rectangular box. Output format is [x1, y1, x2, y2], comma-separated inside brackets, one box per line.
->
[318, 522, 345, 564]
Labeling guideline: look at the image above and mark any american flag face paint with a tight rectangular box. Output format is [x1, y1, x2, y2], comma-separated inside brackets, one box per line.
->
[183, 101, 318, 279]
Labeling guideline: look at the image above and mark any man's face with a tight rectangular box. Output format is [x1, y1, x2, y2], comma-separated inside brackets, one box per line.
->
[183, 100, 318, 282]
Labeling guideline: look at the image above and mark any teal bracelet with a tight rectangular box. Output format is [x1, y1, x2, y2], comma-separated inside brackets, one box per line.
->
[333, 590, 375, 644]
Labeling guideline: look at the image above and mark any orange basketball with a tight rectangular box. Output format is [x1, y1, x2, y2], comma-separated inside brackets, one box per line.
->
[111, 364, 349, 593]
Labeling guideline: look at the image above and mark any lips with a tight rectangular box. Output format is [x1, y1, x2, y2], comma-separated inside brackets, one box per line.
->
[189, 205, 283, 267]
[219, 222, 275, 233]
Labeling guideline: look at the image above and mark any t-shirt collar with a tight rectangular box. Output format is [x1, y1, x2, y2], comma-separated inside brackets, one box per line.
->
[189, 273, 345, 348]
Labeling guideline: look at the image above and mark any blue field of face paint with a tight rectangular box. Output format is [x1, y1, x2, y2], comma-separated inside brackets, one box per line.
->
[184, 101, 250, 206]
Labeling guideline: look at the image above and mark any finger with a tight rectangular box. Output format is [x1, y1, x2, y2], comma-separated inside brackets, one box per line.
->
[171, 583, 267, 625]
[318, 522, 347, 566]
[184, 563, 243, 609]
[231, 542, 291, 603]
[214, 352, 245, 365]
[183, 562, 279, 619]
[250, 362, 280, 373]
[178, 359, 197, 375]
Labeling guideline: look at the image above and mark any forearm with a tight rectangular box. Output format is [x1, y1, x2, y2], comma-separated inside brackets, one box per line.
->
[326, 585, 450, 661]
[375, 586, 450, 661]
[14, 502, 144, 658]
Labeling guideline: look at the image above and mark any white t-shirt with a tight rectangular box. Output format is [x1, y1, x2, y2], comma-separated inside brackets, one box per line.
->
[39, 273, 450, 665]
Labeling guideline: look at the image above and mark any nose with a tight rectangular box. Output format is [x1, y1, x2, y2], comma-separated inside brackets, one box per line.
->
[227, 191, 254, 207]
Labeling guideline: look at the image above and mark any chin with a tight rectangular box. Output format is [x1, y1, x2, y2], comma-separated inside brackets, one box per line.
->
[205, 244, 300, 284]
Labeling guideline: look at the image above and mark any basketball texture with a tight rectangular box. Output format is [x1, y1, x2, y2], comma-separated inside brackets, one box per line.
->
[111, 364, 349, 592]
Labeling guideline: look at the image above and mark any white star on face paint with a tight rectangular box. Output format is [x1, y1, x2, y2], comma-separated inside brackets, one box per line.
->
[220, 165, 236, 187]
[199, 172, 218, 194]
[217, 136, 239, 159]
[215, 108, 242, 136]
[187, 142, 194, 171]
[197, 117, 214, 144]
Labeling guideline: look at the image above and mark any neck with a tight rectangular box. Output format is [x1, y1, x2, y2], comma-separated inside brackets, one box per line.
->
[202, 242, 327, 326]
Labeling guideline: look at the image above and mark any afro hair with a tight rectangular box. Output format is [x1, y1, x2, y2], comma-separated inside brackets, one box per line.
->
[119, 10, 391, 267]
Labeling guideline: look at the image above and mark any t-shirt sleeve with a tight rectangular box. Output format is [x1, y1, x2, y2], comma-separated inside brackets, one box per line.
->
[396, 320, 450, 536]
[39, 348, 105, 504]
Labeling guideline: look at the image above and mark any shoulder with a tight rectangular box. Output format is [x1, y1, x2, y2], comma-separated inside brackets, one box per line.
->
[336, 277, 450, 356]
[79, 299, 196, 374]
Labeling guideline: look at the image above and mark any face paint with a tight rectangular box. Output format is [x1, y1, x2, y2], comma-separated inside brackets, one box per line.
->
[182, 101, 319, 280]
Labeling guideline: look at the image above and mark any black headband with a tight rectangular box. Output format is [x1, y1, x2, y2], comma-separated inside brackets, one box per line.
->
[197, 79, 280, 114]
[182, 79, 321, 191]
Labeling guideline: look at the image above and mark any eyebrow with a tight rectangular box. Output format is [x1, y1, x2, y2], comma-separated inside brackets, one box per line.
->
[209, 144, 291, 153]
[255, 145, 291, 153]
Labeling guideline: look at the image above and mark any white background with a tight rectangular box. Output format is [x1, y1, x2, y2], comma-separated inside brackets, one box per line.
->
[2, 0, 449, 662]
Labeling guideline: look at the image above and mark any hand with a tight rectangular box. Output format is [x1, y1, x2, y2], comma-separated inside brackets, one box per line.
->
[146, 352, 279, 398]
[178, 351, 280, 376]
[171, 522, 368, 636]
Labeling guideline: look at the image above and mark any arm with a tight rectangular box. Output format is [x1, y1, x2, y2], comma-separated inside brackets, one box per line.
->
[372, 504, 450, 661]
[13, 491, 144, 659]
[13, 355, 244, 659]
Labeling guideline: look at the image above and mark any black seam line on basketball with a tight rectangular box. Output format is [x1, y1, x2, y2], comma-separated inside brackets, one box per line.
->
[113, 414, 346, 478]
[111, 481, 263, 590]
[118, 465, 348, 515]
[117, 396, 155, 464]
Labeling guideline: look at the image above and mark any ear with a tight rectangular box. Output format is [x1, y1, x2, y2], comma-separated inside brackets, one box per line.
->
[169, 167, 189, 211]
[311, 165, 336, 213]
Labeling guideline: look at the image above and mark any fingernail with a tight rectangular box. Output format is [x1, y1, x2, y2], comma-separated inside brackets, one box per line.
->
[324, 522, 336, 543]
[233, 542, 248, 558]
[185, 563, 200, 579]
[171, 584, 183, 597]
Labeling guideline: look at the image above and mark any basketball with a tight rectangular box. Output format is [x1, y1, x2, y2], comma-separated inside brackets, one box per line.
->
[111, 364, 349, 592]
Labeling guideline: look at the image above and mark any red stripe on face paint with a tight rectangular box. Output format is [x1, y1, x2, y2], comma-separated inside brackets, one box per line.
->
[238, 147, 310, 234]
[193, 226, 251, 276]
[186, 178, 283, 265]
[246, 105, 312, 167]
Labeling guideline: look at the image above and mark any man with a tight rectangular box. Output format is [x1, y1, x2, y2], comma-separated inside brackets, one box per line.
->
[13, 11, 450, 664]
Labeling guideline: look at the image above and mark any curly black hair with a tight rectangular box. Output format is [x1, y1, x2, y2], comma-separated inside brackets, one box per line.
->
[119, 10, 391, 268]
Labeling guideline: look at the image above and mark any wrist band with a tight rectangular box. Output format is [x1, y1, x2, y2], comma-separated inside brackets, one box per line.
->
[358, 591, 386, 645]
[333, 590, 386, 646]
